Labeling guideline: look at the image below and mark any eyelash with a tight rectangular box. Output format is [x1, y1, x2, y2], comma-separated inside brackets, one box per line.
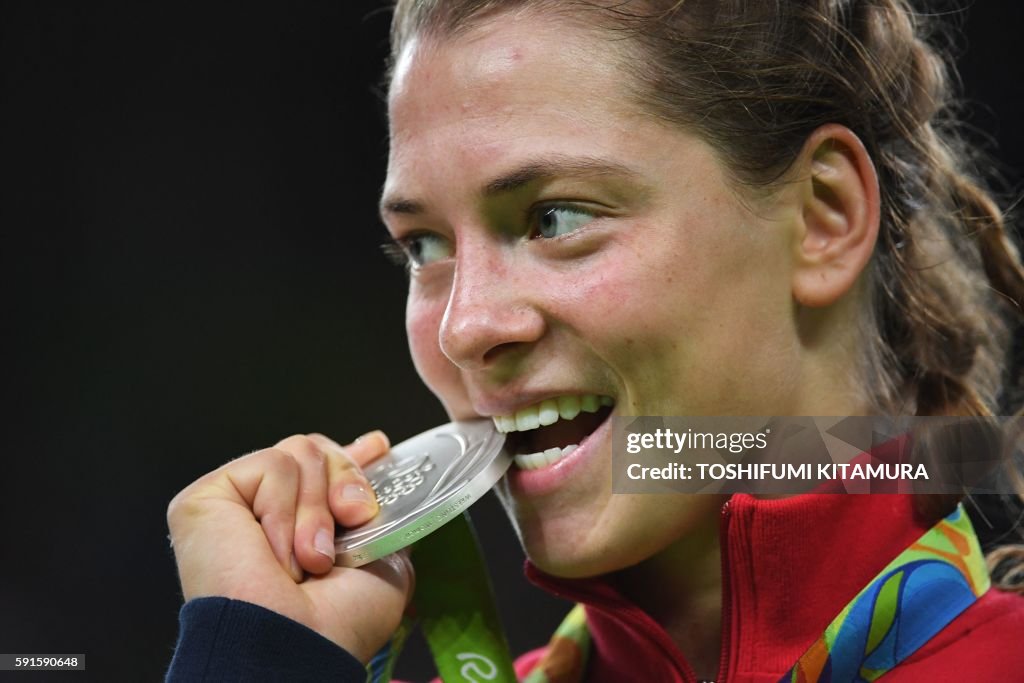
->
[381, 238, 412, 270]
[381, 231, 452, 272]
[527, 202, 599, 240]
[380, 202, 601, 270]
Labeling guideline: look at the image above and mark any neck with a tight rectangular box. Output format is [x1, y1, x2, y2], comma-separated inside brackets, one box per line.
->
[612, 495, 727, 681]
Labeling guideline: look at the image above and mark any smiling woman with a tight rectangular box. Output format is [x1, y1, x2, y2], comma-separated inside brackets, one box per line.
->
[166, 1, 1024, 681]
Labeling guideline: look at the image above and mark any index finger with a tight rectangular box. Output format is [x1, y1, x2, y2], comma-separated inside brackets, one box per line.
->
[309, 431, 390, 467]
[307, 431, 391, 527]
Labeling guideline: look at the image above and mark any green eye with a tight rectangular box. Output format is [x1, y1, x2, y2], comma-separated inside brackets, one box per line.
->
[535, 205, 596, 238]
[387, 232, 453, 269]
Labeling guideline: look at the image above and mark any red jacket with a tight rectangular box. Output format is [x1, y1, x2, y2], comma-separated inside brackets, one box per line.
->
[167, 492, 1024, 681]
[515, 494, 1024, 682]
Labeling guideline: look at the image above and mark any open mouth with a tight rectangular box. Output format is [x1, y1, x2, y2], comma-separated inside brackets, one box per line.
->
[492, 394, 614, 470]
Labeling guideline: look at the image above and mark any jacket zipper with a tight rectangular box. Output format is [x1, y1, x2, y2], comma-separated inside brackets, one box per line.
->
[714, 499, 734, 683]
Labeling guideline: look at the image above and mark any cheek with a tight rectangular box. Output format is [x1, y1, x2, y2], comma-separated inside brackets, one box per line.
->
[406, 289, 470, 416]
[552, 212, 774, 412]
[556, 231, 699, 355]
[406, 291, 445, 388]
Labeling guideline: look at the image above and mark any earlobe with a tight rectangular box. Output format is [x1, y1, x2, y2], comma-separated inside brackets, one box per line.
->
[791, 125, 880, 307]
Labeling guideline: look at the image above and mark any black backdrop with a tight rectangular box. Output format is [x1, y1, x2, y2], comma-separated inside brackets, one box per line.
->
[2, 2, 1022, 681]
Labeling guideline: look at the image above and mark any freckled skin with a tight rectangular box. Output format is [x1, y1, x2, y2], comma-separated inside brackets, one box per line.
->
[385, 16, 813, 578]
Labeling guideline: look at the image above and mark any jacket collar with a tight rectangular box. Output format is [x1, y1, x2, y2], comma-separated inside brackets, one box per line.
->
[525, 494, 940, 683]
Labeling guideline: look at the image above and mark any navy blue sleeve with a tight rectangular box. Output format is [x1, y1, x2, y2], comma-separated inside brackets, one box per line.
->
[166, 597, 368, 682]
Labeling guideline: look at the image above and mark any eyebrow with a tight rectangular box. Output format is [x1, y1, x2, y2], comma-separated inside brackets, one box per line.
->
[379, 155, 643, 218]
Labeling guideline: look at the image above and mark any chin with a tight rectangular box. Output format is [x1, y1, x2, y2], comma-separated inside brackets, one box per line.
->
[525, 545, 632, 579]
[520, 525, 665, 579]
[500, 488, 727, 580]
[501, 501, 645, 579]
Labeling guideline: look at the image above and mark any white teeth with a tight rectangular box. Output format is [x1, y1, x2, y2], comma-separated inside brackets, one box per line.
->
[513, 444, 580, 470]
[556, 395, 581, 421]
[515, 452, 541, 469]
[492, 394, 612, 434]
[515, 406, 540, 432]
[495, 394, 611, 470]
[538, 399, 559, 426]
[497, 415, 517, 433]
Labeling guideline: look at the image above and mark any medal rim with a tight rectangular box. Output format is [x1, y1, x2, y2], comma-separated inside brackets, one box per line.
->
[333, 419, 509, 567]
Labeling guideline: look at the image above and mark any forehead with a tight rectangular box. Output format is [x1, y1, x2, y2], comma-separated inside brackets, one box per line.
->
[389, 11, 631, 118]
[385, 12, 645, 191]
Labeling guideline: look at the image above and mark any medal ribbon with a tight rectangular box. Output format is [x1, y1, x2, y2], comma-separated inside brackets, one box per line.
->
[778, 504, 990, 683]
[370, 504, 988, 682]
[526, 503, 990, 683]
[367, 512, 518, 683]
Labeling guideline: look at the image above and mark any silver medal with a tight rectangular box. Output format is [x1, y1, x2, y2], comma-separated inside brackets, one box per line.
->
[333, 419, 510, 567]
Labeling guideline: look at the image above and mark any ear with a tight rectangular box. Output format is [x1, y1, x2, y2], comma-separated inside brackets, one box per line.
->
[790, 124, 880, 307]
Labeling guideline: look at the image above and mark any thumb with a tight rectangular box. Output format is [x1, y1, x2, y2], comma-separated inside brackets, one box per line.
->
[304, 549, 415, 661]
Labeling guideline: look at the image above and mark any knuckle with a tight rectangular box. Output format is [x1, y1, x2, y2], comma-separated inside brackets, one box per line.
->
[277, 435, 325, 463]
[165, 492, 185, 525]
[259, 507, 294, 527]
[259, 447, 301, 475]
[166, 487, 203, 528]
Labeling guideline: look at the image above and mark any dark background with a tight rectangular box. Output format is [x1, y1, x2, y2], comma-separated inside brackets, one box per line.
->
[2, 2, 1022, 681]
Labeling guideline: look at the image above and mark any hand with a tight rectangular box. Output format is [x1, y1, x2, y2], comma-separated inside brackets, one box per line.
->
[167, 431, 414, 662]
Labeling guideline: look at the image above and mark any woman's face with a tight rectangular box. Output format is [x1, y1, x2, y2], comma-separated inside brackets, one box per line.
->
[383, 14, 803, 577]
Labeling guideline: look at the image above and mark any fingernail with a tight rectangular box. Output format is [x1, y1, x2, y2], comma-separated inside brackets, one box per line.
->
[342, 483, 376, 505]
[314, 528, 335, 559]
[355, 430, 389, 449]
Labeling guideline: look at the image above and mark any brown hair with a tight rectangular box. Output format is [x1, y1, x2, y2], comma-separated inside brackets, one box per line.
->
[388, 0, 1024, 592]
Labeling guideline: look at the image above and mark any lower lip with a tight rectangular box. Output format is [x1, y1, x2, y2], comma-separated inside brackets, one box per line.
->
[504, 409, 613, 497]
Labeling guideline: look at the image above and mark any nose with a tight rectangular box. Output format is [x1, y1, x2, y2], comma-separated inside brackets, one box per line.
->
[438, 240, 545, 371]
